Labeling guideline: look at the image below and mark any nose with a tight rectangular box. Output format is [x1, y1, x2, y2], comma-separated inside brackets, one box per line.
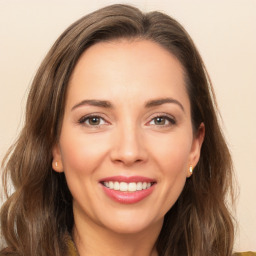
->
[110, 124, 148, 166]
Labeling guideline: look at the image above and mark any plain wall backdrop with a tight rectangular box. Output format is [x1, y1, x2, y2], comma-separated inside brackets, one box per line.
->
[0, 0, 255, 251]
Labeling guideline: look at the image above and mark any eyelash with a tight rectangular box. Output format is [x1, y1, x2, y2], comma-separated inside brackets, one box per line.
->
[78, 114, 108, 127]
[147, 114, 176, 127]
[78, 114, 176, 128]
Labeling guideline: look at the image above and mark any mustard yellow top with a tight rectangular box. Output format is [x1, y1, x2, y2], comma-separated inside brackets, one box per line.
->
[67, 237, 79, 256]
[67, 235, 256, 256]
[234, 253, 256, 256]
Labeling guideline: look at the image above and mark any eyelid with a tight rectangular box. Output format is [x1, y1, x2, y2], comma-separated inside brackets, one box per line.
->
[78, 113, 110, 127]
[146, 113, 176, 126]
[77, 112, 176, 128]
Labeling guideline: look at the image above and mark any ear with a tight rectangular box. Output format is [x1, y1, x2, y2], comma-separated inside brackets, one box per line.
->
[187, 123, 205, 177]
[52, 143, 64, 173]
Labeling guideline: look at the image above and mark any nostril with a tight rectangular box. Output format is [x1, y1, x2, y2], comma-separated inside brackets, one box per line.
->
[109, 132, 148, 165]
[113, 158, 143, 166]
[111, 154, 146, 167]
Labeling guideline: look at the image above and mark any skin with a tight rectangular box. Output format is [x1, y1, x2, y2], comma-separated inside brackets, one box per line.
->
[52, 39, 204, 256]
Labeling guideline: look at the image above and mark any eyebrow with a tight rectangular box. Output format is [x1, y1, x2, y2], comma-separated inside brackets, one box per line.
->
[145, 98, 184, 112]
[71, 97, 184, 112]
[71, 99, 112, 111]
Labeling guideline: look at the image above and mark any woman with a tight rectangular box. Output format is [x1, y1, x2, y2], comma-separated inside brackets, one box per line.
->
[0, 4, 252, 256]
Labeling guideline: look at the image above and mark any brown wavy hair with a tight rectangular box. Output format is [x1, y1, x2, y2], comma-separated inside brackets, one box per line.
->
[0, 4, 234, 256]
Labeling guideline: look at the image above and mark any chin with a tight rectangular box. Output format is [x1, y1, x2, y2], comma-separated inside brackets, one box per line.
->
[97, 208, 164, 235]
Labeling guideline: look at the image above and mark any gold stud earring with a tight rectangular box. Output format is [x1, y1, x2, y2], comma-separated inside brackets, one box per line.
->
[189, 165, 193, 175]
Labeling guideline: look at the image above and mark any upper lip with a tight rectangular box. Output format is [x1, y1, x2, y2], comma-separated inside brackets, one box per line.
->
[99, 176, 156, 183]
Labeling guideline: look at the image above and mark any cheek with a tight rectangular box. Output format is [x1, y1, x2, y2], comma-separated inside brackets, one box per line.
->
[155, 136, 191, 208]
[59, 130, 109, 176]
[149, 132, 192, 175]
[58, 132, 110, 206]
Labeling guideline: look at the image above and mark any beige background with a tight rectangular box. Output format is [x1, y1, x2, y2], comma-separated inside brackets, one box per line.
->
[0, 0, 255, 251]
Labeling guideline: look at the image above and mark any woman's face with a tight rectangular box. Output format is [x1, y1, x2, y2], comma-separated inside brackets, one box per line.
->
[53, 39, 204, 235]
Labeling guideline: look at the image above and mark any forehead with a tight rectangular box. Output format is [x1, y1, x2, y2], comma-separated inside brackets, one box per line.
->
[69, 39, 185, 82]
[66, 39, 189, 108]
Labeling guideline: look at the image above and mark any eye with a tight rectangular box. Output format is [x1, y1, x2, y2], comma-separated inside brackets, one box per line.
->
[148, 115, 176, 126]
[79, 115, 107, 127]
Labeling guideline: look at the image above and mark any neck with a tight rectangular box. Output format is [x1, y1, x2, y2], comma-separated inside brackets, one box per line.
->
[72, 213, 162, 256]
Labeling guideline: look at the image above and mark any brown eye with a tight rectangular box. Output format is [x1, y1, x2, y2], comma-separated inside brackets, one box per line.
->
[149, 115, 176, 126]
[88, 117, 101, 125]
[154, 117, 166, 125]
[79, 115, 107, 127]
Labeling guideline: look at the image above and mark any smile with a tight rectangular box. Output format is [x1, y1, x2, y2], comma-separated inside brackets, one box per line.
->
[103, 181, 153, 192]
[100, 176, 156, 204]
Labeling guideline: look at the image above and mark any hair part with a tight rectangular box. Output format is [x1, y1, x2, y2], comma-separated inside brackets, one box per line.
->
[1, 4, 234, 256]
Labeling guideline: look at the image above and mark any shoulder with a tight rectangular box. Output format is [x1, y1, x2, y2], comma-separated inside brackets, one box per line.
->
[67, 240, 78, 256]
[64, 233, 79, 256]
[233, 252, 256, 256]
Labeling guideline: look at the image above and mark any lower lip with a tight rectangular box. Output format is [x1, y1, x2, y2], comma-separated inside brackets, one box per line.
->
[101, 184, 155, 204]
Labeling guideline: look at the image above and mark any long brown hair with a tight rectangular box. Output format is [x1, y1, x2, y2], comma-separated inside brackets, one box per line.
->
[1, 4, 234, 256]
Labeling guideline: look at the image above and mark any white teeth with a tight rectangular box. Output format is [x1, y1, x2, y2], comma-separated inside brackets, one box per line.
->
[114, 181, 119, 190]
[103, 181, 153, 191]
[136, 182, 142, 191]
[128, 182, 136, 192]
[120, 182, 128, 191]
[109, 181, 114, 189]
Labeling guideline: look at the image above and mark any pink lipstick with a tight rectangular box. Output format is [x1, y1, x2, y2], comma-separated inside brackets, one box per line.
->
[99, 176, 156, 204]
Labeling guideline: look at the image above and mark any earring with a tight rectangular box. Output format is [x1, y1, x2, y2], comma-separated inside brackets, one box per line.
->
[55, 162, 58, 167]
[189, 165, 193, 175]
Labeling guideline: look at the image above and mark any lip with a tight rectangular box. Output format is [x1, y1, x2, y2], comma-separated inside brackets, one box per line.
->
[99, 176, 156, 204]
[99, 175, 156, 183]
